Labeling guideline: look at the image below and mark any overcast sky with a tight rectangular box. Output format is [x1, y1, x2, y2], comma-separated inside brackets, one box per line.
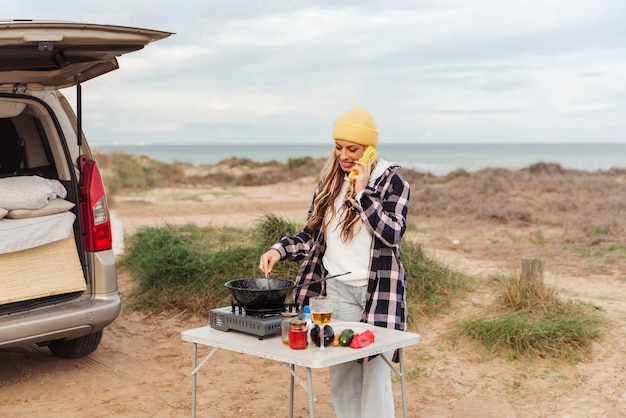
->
[6, 0, 626, 145]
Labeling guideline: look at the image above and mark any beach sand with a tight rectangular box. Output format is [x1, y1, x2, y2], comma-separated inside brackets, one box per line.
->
[1, 170, 625, 417]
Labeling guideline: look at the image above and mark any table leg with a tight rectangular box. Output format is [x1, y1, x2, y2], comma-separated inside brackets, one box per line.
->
[191, 342, 197, 418]
[398, 348, 408, 418]
[306, 367, 314, 418]
[289, 364, 295, 418]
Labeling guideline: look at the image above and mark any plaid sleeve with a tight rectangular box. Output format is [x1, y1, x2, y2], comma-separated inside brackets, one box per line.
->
[357, 168, 410, 248]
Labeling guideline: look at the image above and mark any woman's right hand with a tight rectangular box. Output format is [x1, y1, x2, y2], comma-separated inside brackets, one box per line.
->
[259, 248, 281, 277]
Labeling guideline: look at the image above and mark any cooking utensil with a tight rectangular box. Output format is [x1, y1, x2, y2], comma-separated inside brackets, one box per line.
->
[225, 278, 294, 310]
[292, 271, 351, 289]
[224, 272, 351, 311]
[265, 272, 273, 290]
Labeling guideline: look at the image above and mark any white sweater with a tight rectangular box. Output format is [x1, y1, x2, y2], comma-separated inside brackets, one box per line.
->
[322, 159, 392, 287]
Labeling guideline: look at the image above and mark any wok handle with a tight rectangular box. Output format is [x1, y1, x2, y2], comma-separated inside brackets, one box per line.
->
[292, 271, 351, 289]
[326, 271, 351, 281]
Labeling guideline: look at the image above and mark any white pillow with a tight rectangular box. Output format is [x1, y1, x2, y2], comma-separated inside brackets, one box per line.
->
[0, 208, 7, 219]
[6, 199, 75, 219]
[0, 176, 67, 210]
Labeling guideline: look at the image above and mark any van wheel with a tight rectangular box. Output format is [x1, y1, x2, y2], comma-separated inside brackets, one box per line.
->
[48, 330, 103, 358]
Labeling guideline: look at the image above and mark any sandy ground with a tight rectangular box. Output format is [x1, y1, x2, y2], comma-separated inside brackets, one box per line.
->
[1, 178, 626, 417]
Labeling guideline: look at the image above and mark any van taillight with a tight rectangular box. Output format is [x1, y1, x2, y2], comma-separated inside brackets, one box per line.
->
[78, 155, 112, 252]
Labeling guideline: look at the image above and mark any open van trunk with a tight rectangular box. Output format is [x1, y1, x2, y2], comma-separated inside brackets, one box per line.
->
[0, 21, 172, 357]
[0, 96, 85, 312]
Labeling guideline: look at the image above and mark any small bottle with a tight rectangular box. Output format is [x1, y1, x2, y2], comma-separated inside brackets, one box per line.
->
[288, 319, 308, 349]
[302, 305, 312, 329]
[281, 312, 298, 345]
[302, 305, 313, 343]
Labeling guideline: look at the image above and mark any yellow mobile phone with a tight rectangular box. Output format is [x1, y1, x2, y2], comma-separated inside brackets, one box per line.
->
[349, 145, 378, 179]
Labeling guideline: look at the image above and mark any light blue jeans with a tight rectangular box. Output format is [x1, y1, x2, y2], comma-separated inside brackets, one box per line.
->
[326, 279, 395, 418]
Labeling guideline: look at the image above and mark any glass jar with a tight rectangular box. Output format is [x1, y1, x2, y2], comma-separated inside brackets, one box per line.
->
[281, 312, 299, 345]
[288, 319, 308, 349]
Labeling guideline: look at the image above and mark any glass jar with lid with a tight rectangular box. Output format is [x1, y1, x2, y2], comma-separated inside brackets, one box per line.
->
[281, 312, 299, 345]
[288, 319, 308, 349]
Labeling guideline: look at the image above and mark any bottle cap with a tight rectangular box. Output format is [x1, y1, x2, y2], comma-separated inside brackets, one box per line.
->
[303, 305, 310, 314]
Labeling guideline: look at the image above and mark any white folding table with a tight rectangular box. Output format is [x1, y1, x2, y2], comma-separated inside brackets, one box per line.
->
[181, 324, 420, 418]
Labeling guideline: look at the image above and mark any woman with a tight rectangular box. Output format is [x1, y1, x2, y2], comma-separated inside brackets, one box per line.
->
[259, 107, 410, 418]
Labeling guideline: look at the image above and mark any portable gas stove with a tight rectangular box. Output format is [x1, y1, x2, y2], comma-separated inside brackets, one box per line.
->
[209, 302, 298, 339]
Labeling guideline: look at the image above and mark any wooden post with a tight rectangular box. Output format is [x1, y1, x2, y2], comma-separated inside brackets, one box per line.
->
[521, 257, 544, 287]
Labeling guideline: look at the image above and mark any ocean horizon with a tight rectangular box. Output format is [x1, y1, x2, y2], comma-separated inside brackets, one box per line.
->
[94, 142, 625, 176]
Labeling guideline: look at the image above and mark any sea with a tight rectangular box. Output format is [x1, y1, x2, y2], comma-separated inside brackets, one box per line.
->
[94, 143, 625, 176]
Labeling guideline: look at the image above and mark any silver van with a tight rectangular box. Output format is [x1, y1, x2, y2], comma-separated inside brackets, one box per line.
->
[0, 20, 171, 357]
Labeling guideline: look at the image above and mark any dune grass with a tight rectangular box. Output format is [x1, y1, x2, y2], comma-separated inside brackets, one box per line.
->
[121, 224, 255, 312]
[452, 272, 605, 362]
[121, 215, 467, 322]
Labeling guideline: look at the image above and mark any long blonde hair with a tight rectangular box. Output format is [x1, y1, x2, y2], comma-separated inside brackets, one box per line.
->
[305, 152, 363, 242]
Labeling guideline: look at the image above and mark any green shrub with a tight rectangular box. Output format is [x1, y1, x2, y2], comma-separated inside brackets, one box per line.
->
[255, 213, 299, 249]
[456, 308, 602, 362]
[587, 224, 609, 237]
[121, 224, 260, 312]
[121, 215, 467, 321]
[453, 273, 604, 362]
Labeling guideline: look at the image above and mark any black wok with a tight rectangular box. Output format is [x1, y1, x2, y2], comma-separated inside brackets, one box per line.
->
[225, 272, 351, 310]
[225, 278, 295, 310]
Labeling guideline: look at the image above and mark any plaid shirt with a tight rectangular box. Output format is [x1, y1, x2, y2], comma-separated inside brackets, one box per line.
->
[271, 163, 410, 331]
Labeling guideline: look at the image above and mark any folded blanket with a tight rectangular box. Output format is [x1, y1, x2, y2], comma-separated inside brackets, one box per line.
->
[0, 176, 67, 210]
[0, 211, 76, 254]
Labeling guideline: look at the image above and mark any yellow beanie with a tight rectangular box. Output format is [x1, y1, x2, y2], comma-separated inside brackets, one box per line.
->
[332, 107, 379, 147]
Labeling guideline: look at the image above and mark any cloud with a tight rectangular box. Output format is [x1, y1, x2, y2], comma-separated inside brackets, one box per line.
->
[8, 0, 626, 144]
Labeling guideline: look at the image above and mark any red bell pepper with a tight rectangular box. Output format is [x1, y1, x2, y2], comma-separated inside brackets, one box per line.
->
[349, 330, 375, 349]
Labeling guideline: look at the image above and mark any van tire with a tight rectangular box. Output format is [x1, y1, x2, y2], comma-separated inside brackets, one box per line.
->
[48, 330, 103, 358]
